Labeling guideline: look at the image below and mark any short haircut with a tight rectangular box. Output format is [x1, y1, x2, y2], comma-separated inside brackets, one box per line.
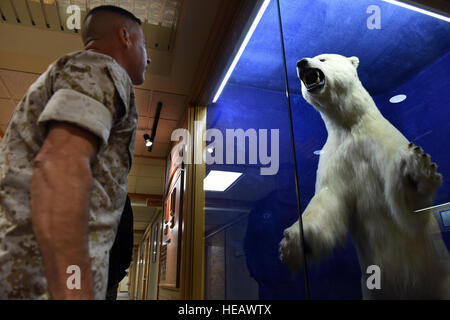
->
[82, 5, 142, 44]
[84, 5, 142, 26]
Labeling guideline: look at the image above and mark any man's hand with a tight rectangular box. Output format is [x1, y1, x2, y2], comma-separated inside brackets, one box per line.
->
[31, 121, 99, 299]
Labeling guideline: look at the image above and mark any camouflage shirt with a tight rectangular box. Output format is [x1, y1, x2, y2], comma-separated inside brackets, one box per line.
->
[0, 51, 137, 299]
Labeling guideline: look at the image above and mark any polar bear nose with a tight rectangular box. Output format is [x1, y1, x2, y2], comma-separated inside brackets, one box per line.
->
[297, 59, 309, 70]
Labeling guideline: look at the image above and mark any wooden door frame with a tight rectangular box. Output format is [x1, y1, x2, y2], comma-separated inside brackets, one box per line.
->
[179, 106, 207, 300]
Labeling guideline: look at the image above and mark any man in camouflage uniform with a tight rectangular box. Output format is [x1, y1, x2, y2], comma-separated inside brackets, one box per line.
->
[0, 5, 150, 299]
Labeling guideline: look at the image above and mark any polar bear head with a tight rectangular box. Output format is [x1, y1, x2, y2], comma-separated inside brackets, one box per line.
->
[297, 54, 362, 113]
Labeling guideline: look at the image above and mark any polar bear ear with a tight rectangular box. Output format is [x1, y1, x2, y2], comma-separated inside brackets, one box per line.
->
[349, 56, 360, 69]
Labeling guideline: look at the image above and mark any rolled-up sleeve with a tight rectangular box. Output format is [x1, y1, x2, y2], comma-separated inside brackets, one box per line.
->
[37, 53, 129, 146]
[38, 88, 113, 145]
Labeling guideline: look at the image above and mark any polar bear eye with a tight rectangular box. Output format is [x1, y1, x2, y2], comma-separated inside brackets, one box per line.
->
[320, 58, 326, 62]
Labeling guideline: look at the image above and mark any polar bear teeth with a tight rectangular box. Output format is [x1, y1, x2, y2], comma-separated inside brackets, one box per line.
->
[306, 74, 320, 88]
[301, 68, 325, 91]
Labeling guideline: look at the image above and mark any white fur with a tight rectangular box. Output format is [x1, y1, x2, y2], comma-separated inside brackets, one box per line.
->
[279, 54, 450, 299]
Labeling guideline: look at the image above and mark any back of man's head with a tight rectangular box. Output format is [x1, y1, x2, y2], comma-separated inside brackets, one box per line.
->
[82, 5, 142, 45]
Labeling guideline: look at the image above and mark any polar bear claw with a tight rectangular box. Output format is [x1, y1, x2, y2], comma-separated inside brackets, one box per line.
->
[279, 223, 303, 271]
[402, 142, 442, 201]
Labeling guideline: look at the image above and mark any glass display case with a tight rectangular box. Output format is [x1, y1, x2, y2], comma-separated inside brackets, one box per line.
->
[204, 0, 450, 299]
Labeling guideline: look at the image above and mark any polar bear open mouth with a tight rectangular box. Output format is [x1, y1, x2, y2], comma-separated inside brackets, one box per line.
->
[300, 68, 325, 92]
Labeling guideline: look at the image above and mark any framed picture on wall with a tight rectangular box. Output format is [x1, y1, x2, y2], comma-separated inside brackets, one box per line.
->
[159, 168, 184, 288]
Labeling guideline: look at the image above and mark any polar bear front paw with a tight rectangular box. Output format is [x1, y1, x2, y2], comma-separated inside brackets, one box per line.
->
[279, 222, 304, 271]
[401, 142, 442, 209]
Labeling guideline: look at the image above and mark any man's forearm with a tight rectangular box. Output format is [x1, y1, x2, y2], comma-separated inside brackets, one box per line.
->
[31, 155, 94, 299]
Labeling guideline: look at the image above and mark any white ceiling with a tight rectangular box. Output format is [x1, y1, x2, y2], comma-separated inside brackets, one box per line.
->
[3, 0, 181, 52]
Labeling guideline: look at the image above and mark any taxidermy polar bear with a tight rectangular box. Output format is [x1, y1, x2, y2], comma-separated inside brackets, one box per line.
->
[279, 54, 449, 299]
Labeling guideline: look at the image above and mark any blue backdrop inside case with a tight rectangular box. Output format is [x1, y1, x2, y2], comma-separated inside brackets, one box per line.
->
[205, 0, 450, 300]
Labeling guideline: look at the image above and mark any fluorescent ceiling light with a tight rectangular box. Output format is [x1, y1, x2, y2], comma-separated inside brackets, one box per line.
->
[389, 94, 407, 103]
[212, 0, 271, 103]
[204, 170, 242, 192]
[382, 0, 450, 22]
[131, 200, 147, 207]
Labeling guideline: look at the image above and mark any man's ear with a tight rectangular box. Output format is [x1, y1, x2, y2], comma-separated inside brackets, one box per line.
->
[349, 56, 360, 69]
[118, 27, 131, 48]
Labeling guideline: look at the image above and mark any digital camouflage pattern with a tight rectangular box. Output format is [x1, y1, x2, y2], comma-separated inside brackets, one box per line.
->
[0, 51, 137, 299]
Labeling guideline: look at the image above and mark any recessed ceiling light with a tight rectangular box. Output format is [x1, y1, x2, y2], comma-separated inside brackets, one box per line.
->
[389, 94, 407, 103]
[204, 170, 242, 192]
